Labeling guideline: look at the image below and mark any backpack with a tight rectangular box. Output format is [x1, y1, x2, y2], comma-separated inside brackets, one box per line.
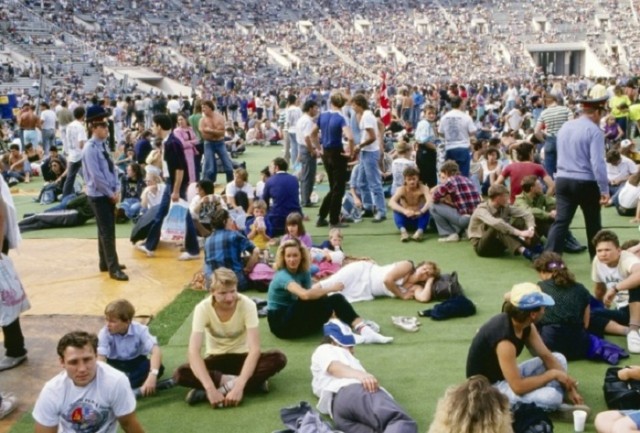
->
[512, 402, 553, 433]
[603, 366, 640, 409]
[432, 272, 464, 301]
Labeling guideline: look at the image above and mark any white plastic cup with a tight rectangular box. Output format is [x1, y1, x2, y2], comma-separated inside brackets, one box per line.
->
[573, 409, 587, 432]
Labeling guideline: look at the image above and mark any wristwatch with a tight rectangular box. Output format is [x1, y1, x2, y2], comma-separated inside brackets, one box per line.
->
[150, 369, 159, 376]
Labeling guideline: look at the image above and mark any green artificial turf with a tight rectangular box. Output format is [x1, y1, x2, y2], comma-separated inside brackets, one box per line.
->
[10, 145, 640, 432]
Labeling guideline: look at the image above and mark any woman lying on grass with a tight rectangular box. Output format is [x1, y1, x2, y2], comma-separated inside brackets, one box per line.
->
[312, 259, 440, 303]
[266, 239, 393, 343]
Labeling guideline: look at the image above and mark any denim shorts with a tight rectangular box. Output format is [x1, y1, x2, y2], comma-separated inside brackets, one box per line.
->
[622, 410, 640, 428]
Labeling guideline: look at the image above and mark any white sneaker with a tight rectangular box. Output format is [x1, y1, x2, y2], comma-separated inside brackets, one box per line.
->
[391, 316, 420, 332]
[135, 244, 155, 257]
[362, 319, 380, 333]
[0, 393, 17, 419]
[438, 233, 460, 243]
[178, 252, 200, 261]
[628, 330, 640, 354]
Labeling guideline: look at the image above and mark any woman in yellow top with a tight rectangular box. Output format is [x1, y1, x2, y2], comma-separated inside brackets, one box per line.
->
[610, 85, 631, 137]
[173, 267, 287, 407]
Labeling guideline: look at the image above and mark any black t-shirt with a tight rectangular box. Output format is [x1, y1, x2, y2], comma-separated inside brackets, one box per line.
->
[466, 313, 530, 383]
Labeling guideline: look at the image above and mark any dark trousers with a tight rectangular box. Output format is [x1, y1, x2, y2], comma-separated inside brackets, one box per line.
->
[332, 383, 418, 433]
[173, 350, 287, 392]
[88, 196, 120, 274]
[62, 160, 82, 197]
[416, 146, 437, 188]
[3, 318, 26, 358]
[545, 178, 602, 259]
[268, 294, 359, 339]
[472, 228, 523, 257]
[144, 185, 199, 254]
[319, 149, 349, 225]
[538, 324, 590, 361]
[107, 355, 164, 388]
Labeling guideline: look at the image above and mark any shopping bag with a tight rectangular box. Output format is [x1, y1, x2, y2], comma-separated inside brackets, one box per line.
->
[160, 200, 189, 243]
[0, 254, 30, 326]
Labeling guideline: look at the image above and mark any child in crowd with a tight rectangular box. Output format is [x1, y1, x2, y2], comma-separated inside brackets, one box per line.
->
[117, 163, 145, 223]
[97, 299, 174, 398]
[140, 172, 166, 213]
[279, 212, 312, 248]
[388, 166, 431, 242]
[4, 144, 29, 184]
[254, 166, 270, 201]
[247, 200, 271, 251]
[190, 180, 224, 237]
[310, 228, 346, 267]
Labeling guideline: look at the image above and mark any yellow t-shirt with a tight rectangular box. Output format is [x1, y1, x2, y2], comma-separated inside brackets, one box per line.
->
[250, 222, 269, 250]
[629, 104, 640, 122]
[192, 294, 259, 356]
[610, 94, 631, 118]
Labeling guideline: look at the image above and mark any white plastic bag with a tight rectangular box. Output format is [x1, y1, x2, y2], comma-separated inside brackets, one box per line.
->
[0, 254, 30, 326]
[160, 200, 189, 243]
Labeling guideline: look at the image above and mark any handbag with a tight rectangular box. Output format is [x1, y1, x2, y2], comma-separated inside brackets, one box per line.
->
[604, 366, 640, 409]
[160, 200, 189, 242]
[0, 254, 30, 326]
[432, 272, 464, 301]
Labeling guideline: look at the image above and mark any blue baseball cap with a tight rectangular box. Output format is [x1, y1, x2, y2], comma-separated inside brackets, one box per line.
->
[510, 283, 555, 310]
[323, 319, 355, 347]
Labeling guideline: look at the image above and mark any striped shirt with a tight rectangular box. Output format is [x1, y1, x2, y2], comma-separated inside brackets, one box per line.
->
[432, 175, 481, 215]
[536, 105, 572, 137]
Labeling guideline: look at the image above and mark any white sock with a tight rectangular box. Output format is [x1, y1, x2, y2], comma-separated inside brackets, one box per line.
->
[360, 325, 393, 344]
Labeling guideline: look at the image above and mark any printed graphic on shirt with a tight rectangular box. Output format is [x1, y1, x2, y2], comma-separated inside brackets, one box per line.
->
[63, 399, 111, 433]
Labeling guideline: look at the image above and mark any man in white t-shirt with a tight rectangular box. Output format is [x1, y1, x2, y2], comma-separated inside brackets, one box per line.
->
[437, 96, 476, 177]
[33, 331, 144, 433]
[295, 100, 319, 207]
[284, 94, 302, 166]
[62, 106, 87, 197]
[311, 319, 417, 433]
[40, 102, 57, 157]
[592, 230, 640, 353]
[225, 168, 254, 212]
[166, 95, 180, 114]
[351, 94, 387, 222]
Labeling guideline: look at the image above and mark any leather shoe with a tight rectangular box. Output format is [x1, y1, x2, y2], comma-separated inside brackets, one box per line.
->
[109, 270, 129, 281]
[100, 264, 127, 272]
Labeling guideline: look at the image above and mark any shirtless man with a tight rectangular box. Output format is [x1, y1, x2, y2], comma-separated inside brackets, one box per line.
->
[199, 100, 234, 184]
[6, 144, 29, 183]
[18, 104, 40, 150]
[388, 166, 431, 242]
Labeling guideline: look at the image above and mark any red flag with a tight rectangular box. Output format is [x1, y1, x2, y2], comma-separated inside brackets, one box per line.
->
[379, 72, 391, 126]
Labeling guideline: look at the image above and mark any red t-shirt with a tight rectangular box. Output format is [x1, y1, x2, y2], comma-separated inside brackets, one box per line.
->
[501, 162, 548, 203]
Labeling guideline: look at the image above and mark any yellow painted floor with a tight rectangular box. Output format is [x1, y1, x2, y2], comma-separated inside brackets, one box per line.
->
[0, 238, 202, 432]
[14, 238, 202, 316]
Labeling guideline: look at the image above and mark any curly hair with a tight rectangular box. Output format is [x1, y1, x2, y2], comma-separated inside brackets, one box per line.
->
[428, 375, 513, 433]
[273, 238, 310, 273]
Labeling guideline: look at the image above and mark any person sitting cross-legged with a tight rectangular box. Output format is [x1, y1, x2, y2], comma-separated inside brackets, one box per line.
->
[388, 166, 431, 242]
[466, 282, 588, 416]
[173, 267, 287, 407]
[430, 160, 481, 243]
[468, 184, 540, 260]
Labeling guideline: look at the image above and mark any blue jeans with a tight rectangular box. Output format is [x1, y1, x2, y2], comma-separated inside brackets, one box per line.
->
[203, 140, 233, 183]
[494, 352, 567, 410]
[144, 185, 199, 254]
[41, 129, 56, 156]
[360, 150, 386, 216]
[393, 211, 429, 231]
[445, 147, 471, 177]
[543, 136, 557, 178]
[120, 198, 141, 220]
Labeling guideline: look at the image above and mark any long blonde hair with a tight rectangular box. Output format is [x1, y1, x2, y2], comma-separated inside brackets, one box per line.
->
[427, 375, 513, 433]
[273, 239, 310, 273]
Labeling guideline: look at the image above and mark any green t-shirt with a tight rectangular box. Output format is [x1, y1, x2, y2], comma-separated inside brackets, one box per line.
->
[267, 269, 312, 310]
